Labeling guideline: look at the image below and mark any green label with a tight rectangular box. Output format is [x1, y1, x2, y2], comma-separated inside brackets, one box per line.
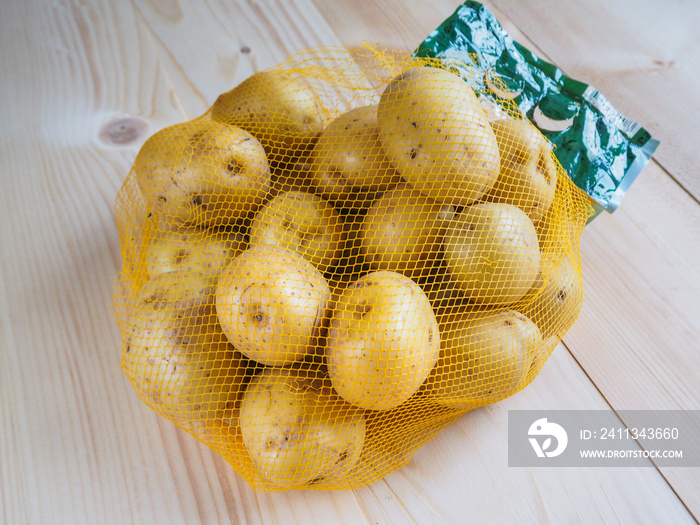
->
[414, 1, 659, 214]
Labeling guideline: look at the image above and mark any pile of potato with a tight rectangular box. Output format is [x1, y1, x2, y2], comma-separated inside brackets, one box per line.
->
[117, 63, 585, 490]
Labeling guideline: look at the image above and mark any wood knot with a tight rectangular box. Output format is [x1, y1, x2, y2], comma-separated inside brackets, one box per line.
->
[99, 116, 148, 146]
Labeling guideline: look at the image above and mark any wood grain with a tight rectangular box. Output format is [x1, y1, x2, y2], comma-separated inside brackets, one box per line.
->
[2, 0, 699, 523]
[132, 0, 346, 118]
[310, 0, 459, 52]
[0, 0, 174, 521]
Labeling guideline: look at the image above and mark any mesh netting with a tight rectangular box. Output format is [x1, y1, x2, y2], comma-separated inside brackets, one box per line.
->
[113, 45, 593, 491]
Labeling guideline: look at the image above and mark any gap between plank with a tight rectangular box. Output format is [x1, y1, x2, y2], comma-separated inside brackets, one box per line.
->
[559, 337, 697, 523]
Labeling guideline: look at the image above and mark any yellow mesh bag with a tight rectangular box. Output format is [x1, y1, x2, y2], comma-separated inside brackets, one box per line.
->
[113, 45, 593, 491]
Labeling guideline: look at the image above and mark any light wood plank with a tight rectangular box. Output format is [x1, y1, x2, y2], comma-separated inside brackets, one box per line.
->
[131, 0, 348, 118]
[0, 0, 184, 522]
[310, 0, 460, 53]
[3, 0, 699, 523]
[565, 211, 700, 516]
[620, 163, 700, 280]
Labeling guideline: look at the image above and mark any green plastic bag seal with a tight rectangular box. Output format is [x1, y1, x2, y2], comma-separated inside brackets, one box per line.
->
[414, 1, 660, 215]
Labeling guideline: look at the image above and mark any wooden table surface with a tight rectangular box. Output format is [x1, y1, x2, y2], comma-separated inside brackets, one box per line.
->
[2, 0, 699, 523]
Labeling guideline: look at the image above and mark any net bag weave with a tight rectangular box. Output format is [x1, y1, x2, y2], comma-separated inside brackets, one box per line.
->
[113, 45, 593, 491]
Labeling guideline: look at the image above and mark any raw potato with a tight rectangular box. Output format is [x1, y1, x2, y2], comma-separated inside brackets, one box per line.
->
[121, 272, 247, 424]
[521, 253, 583, 338]
[444, 202, 541, 305]
[249, 190, 345, 274]
[129, 270, 217, 314]
[239, 365, 366, 489]
[210, 69, 325, 162]
[377, 66, 500, 207]
[216, 245, 331, 367]
[424, 308, 542, 406]
[360, 183, 453, 279]
[327, 271, 440, 411]
[309, 105, 401, 210]
[133, 118, 271, 226]
[485, 118, 558, 224]
[145, 226, 247, 280]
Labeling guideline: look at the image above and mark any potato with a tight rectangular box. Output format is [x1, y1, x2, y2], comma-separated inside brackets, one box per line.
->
[377, 66, 500, 207]
[360, 183, 453, 279]
[145, 226, 247, 280]
[128, 270, 217, 314]
[424, 308, 541, 406]
[444, 202, 541, 305]
[216, 245, 331, 367]
[485, 119, 558, 225]
[133, 119, 271, 226]
[239, 365, 366, 489]
[327, 271, 440, 411]
[248, 190, 345, 274]
[521, 253, 583, 338]
[121, 272, 247, 425]
[210, 69, 325, 162]
[309, 105, 401, 210]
